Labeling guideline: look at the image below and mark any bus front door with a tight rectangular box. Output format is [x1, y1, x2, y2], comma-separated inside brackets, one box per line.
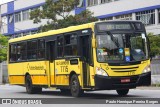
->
[47, 41, 56, 86]
[79, 35, 90, 88]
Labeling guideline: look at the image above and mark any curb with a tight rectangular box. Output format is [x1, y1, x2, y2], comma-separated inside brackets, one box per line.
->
[137, 86, 160, 90]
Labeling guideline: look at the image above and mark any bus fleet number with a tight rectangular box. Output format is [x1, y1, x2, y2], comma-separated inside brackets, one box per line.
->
[128, 71, 135, 75]
[61, 66, 68, 72]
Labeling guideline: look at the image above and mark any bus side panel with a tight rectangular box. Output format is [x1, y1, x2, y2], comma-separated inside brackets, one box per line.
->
[8, 63, 25, 84]
[54, 59, 81, 86]
[9, 76, 24, 85]
[8, 61, 49, 86]
[23, 61, 48, 86]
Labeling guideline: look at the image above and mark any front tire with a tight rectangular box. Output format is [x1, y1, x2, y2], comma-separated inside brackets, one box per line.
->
[116, 89, 129, 96]
[70, 74, 83, 97]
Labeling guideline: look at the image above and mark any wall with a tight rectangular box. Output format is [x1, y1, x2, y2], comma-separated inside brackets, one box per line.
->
[0, 3, 7, 14]
[0, 62, 8, 84]
[87, 0, 160, 17]
[14, 0, 45, 10]
[151, 59, 160, 84]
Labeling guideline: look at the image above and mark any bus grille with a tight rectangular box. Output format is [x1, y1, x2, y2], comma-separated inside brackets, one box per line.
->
[111, 66, 139, 72]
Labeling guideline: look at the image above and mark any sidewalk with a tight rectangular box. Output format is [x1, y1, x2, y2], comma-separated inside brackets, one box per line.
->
[137, 86, 160, 90]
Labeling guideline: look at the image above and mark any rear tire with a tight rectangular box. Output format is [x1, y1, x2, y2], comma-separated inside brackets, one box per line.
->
[70, 74, 83, 97]
[116, 89, 129, 96]
[25, 75, 42, 94]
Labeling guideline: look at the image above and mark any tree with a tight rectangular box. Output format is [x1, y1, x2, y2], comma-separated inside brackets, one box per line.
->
[0, 34, 8, 62]
[148, 33, 160, 57]
[30, 0, 79, 24]
[30, 0, 98, 32]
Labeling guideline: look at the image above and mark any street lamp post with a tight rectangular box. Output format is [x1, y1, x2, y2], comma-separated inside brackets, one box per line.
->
[0, 61, 2, 84]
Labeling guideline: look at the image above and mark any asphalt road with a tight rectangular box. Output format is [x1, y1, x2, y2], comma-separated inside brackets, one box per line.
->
[1, 84, 160, 98]
[0, 84, 160, 106]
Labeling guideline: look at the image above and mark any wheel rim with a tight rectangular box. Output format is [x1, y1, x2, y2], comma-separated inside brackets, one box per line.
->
[72, 79, 78, 92]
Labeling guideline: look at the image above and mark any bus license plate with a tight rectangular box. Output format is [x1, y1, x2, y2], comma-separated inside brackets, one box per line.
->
[121, 78, 130, 83]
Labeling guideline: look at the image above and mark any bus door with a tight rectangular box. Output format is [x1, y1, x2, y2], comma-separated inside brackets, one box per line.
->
[47, 41, 56, 86]
[79, 35, 91, 88]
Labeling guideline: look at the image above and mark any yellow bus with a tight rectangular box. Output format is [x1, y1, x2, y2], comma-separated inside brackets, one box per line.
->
[8, 21, 151, 97]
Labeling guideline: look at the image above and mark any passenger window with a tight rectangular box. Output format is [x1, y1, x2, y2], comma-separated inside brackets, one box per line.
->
[17, 42, 27, 61]
[10, 44, 17, 62]
[64, 34, 78, 57]
[27, 40, 37, 60]
[57, 37, 64, 58]
[38, 39, 45, 59]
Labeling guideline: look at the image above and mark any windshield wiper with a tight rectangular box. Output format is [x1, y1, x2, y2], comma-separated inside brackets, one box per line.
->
[106, 31, 120, 48]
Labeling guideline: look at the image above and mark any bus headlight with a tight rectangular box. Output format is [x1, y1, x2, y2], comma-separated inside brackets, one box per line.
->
[142, 65, 151, 73]
[96, 67, 108, 76]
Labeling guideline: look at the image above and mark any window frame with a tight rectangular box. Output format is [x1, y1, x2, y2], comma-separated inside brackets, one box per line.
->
[136, 10, 155, 26]
[64, 33, 78, 57]
[22, 10, 30, 21]
[14, 12, 21, 23]
[9, 38, 46, 63]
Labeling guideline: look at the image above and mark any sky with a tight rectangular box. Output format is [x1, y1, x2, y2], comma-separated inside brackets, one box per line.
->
[0, 0, 13, 5]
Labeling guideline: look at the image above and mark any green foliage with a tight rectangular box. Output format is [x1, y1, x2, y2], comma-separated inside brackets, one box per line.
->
[0, 34, 8, 62]
[37, 9, 98, 32]
[148, 33, 160, 57]
[30, 0, 79, 23]
[30, 0, 98, 32]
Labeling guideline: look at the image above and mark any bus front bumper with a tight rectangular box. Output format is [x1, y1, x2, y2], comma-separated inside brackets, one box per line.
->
[94, 72, 151, 90]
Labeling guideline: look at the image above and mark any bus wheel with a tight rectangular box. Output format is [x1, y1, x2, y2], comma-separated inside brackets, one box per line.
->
[116, 89, 129, 96]
[25, 75, 36, 94]
[70, 74, 83, 97]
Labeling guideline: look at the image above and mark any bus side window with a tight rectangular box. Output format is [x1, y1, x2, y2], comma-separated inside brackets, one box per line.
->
[64, 34, 78, 57]
[38, 39, 45, 59]
[57, 37, 64, 58]
[10, 44, 17, 62]
[16, 42, 27, 61]
[27, 40, 37, 60]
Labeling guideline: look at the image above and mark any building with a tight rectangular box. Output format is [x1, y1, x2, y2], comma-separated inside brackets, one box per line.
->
[0, 0, 160, 37]
[0, 0, 46, 37]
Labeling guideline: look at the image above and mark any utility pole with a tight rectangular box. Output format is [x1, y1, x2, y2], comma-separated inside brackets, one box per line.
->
[0, 5, 2, 34]
[0, 5, 2, 84]
[0, 62, 2, 84]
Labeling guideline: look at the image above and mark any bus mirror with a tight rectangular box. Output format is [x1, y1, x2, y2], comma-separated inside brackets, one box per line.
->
[92, 38, 96, 48]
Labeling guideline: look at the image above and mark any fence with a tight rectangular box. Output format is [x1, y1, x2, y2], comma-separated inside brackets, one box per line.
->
[0, 60, 160, 84]
[0, 61, 8, 84]
[151, 59, 160, 84]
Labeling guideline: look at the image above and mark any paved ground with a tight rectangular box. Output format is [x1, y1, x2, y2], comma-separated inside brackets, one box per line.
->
[0, 84, 160, 106]
[0, 84, 160, 98]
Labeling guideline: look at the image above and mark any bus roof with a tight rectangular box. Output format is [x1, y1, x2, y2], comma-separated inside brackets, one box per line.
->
[8, 20, 142, 43]
[9, 22, 95, 43]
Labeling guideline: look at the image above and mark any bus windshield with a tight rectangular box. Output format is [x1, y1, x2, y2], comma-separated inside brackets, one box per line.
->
[96, 33, 149, 62]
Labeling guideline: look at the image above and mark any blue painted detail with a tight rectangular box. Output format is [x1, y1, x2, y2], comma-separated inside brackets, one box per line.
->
[75, 0, 86, 14]
[7, 1, 14, 35]
[125, 56, 130, 62]
[7, 1, 14, 14]
[75, 7, 86, 14]
[15, 28, 38, 34]
[3, 27, 39, 36]
[119, 48, 123, 54]
[1, 13, 8, 17]
[14, 2, 45, 13]
[1, 2, 45, 16]
[97, 5, 160, 19]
